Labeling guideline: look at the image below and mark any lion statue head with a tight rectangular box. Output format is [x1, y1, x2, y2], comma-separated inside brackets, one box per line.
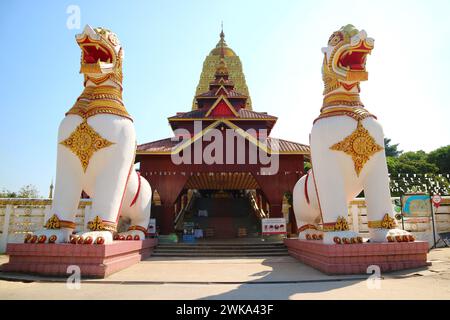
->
[322, 24, 374, 95]
[76, 25, 123, 86]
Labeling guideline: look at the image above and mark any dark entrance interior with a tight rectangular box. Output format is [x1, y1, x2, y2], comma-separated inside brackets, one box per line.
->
[176, 189, 262, 239]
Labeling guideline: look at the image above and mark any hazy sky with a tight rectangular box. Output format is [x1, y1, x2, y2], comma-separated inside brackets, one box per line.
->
[1, 0, 449, 196]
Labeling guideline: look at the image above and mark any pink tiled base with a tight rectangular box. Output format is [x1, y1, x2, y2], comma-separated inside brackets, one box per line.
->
[284, 239, 429, 275]
[1, 238, 158, 278]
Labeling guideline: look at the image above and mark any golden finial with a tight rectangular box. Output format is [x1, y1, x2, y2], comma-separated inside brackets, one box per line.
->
[219, 22, 225, 58]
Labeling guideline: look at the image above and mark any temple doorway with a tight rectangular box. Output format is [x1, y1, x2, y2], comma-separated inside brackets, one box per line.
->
[175, 189, 262, 239]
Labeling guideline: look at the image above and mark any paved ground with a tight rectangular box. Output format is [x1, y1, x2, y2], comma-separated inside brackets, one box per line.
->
[0, 248, 449, 300]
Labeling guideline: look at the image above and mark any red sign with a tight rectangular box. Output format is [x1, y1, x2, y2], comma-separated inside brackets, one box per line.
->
[432, 194, 442, 208]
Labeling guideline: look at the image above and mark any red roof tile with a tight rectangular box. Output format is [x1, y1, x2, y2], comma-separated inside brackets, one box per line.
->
[168, 108, 277, 120]
[137, 136, 310, 155]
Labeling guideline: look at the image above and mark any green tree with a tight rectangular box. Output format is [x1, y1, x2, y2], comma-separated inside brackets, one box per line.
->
[0, 189, 17, 198]
[304, 161, 312, 172]
[384, 138, 402, 157]
[427, 145, 450, 173]
[387, 151, 439, 175]
[17, 185, 40, 198]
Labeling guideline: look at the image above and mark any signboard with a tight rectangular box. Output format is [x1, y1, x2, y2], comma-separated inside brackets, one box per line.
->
[401, 193, 432, 217]
[432, 194, 442, 208]
[147, 219, 156, 235]
[262, 218, 287, 235]
[183, 222, 195, 235]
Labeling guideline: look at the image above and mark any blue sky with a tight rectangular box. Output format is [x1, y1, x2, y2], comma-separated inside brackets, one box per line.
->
[1, 0, 449, 196]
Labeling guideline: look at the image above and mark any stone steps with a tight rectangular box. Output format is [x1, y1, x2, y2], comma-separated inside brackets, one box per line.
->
[153, 242, 289, 257]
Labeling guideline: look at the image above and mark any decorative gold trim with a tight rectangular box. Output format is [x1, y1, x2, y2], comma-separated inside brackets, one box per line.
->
[322, 92, 363, 109]
[66, 86, 131, 121]
[322, 216, 350, 232]
[330, 121, 383, 176]
[128, 225, 148, 233]
[60, 119, 115, 172]
[44, 214, 60, 229]
[298, 224, 317, 233]
[87, 216, 117, 232]
[368, 214, 397, 229]
[314, 108, 375, 124]
[59, 220, 76, 229]
[44, 214, 76, 229]
[0, 199, 92, 207]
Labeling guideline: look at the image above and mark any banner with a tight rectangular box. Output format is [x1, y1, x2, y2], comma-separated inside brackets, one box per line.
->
[401, 193, 432, 217]
[262, 218, 287, 235]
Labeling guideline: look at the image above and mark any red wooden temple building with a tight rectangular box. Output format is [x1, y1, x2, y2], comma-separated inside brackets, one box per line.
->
[136, 30, 310, 237]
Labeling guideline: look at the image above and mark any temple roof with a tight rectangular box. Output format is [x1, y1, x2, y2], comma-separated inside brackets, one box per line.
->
[137, 136, 310, 155]
[168, 108, 277, 120]
[137, 27, 310, 159]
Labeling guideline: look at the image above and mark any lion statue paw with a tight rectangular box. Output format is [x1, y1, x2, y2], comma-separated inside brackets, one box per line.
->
[69, 231, 113, 245]
[24, 228, 72, 244]
[370, 228, 415, 243]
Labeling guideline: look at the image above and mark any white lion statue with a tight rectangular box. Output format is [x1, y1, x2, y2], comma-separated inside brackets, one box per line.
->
[293, 24, 413, 244]
[26, 25, 152, 245]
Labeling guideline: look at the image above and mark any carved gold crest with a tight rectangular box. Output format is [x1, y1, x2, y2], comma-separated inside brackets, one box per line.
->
[368, 214, 397, 229]
[60, 120, 114, 172]
[45, 214, 61, 229]
[87, 215, 105, 231]
[330, 121, 383, 176]
[87, 215, 117, 232]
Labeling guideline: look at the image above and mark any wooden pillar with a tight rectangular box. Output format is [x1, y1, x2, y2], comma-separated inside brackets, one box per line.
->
[253, 157, 303, 221]
[289, 206, 298, 234]
[270, 204, 283, 218]
[146, 174, 189, 235]
[160, 204, 175, 235]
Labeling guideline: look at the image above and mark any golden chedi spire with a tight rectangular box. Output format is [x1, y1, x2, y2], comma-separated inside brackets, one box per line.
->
[193, 25, 252, 110]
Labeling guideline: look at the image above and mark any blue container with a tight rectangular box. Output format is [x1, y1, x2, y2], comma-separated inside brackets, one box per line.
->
[182, 234, 196, 243]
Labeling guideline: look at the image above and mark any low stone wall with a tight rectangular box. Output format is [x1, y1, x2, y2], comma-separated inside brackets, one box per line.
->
[1, 197, 449, 253]
[0, 199, 92, 253]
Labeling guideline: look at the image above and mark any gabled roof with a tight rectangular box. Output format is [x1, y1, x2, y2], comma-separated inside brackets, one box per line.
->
[168, 108, 278, 121]
[205, 96, 239, 117]
[137, 119, 310, 156]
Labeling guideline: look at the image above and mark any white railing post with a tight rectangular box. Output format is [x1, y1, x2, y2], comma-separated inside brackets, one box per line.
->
[0, 205, 12, 253]
[350, 204, 360, 234]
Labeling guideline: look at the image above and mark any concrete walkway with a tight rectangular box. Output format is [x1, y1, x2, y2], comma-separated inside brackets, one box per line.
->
[0, 248, 449, 299]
